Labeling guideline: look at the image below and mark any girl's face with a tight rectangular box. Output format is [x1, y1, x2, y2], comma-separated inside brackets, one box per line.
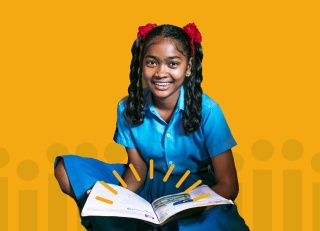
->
[142, 38, 192, 104]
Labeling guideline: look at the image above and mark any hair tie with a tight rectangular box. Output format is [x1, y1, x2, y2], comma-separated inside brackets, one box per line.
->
[183, 22, 202, 54]
[137, 23, 157, 41]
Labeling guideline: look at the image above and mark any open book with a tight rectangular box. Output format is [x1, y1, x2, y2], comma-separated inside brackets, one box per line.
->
[81, 181, 233, 226]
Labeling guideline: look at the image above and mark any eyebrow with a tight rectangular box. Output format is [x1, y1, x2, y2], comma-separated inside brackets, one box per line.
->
[145, 55, 182, 60]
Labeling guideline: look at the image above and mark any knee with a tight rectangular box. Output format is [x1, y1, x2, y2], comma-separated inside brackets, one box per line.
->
[54, 159, 76, 199]
[54, 159, 69, 189]
[54, 159, 65, 180]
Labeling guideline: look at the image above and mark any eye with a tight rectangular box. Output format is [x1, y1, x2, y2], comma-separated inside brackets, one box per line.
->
[146, 60, 157, 67]
[169, 61, 179, 68]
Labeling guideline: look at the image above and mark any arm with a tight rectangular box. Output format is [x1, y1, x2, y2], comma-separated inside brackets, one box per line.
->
[211, 149, 239, 201]
[122, 147, 147, 192]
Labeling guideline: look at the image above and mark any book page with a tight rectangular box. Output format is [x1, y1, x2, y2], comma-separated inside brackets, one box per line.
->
[81, 181, 160, 224]
[151, 185, 233, 224]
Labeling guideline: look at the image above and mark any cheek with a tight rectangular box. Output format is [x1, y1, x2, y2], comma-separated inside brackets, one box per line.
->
[173, 70, 187, 80]
[142, 69, 153, 81]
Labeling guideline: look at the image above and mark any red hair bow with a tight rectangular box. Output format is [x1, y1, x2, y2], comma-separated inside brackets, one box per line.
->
[183, 22, 202, 54]
[137, 23, 157, 40]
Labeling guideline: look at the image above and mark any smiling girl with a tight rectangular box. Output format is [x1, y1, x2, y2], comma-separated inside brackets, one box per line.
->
[54, 23, 249, 231]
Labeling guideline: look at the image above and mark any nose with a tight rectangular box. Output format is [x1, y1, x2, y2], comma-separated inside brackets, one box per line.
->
[155, 65, 168, 77]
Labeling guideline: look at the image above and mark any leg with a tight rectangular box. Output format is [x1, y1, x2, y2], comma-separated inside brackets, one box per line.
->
[54, 155, 143, 230]
[54, 155, 126, 200]
[54, 159, 76, 200]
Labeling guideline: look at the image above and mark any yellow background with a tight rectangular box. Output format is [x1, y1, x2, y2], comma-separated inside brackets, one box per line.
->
[0, 0, 319, 230]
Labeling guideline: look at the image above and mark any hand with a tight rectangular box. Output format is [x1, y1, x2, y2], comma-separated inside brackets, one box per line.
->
[86, 189, 91, 195]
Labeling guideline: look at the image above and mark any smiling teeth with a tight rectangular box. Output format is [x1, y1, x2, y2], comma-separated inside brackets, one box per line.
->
[155, 82, 170, 86]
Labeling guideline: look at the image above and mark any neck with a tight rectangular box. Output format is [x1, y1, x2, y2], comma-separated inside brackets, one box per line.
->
[152, 94, 178, 111]
[152, 95, 179, 123]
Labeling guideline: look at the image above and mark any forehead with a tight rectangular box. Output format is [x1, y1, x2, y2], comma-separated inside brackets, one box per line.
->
[144, 37, 186, 57]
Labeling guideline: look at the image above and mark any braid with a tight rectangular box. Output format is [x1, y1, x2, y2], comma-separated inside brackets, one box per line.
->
[125, 38, 144, 125]
[183, 43, 203, 132]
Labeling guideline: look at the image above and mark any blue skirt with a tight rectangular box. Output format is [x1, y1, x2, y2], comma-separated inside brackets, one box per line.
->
[55, 155, 249, 231]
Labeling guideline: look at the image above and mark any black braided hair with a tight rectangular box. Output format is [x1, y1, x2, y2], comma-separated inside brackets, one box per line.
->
[183, 42, 203, 132]
[125, 24, 204, 132]
[125, 37, 144, 125]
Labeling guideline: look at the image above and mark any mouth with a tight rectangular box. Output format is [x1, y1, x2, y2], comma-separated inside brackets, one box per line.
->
[153, 81, 172, 86]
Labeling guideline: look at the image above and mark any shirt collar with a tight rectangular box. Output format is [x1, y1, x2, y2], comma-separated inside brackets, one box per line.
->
[143, 86, 185, 112]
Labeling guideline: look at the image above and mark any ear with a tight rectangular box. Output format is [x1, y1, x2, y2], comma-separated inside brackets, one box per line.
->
[186, 57, 193, 77]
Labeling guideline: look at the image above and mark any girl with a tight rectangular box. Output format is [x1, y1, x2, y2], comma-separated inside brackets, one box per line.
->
[54, 23, 249, 230]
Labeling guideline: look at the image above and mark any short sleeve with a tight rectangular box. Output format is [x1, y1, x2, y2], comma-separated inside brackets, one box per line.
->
[202, 102, 237, 157]
[113, 98, 136, 149]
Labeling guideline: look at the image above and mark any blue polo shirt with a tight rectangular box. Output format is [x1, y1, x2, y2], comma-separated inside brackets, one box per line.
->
[113, 86, 236, 175]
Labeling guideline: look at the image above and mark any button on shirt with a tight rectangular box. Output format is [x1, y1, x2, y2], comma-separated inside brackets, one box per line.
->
[113, 86, 236, 175]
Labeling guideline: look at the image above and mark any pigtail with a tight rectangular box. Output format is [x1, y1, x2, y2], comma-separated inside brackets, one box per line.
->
[125, 23, 157, 125]
[182, 23, 203, 133]
[183, 42, 203, 132]
[125, 37, 144, 125]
